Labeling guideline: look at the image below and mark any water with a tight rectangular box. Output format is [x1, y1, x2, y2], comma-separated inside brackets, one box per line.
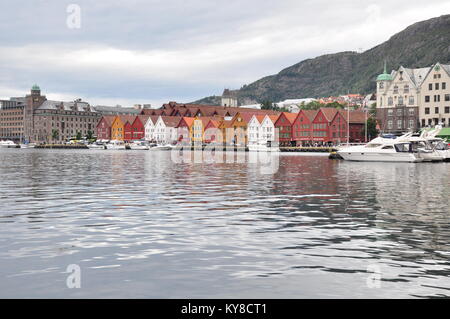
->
[0, 149, 449, 298]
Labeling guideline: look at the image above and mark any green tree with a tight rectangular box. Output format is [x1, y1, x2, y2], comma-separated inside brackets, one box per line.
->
[369, 103, 377, 117]
[366, 117, 379, 140]
[76, 131, 82, 140]
[260, 100, 274, 110]
[86, 130, 94, 140]
[51, 129, 59, 142]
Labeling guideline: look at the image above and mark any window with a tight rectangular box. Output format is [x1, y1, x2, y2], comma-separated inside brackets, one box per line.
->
[445, 94, 450, 102]
[409, 108, 415, 116]
[388, 97, 393, 106]
[429, 83, 433, 90]
[393, 86, 398, 94]
[443, 82, 447, 90]
[409, 96, 414, 105]
[421, 119, 425, 127]
[397, 109, 402, 116]
[435, 107, 439, 114]
[425, 96, 430, 103]
[445, 107, 450, 114]
[404, 85, 409, 93]
[435, 83, 440, 90]
[398, 96, 404, 105]
[397, 120, 402, 129]
[434, 95, 441, 102]
[425, 107, 430, 115]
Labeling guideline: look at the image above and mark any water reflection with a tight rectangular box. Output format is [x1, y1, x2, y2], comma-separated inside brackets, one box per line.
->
[0, 149, 449, 298]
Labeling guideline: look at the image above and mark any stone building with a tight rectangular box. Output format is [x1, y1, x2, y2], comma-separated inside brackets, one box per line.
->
[375, 63, 423, 134]
[376, 62, 450, 134]
[0, 97, 26, 142]
[221, 89, 238, 107]
[23, 85, 101, 143]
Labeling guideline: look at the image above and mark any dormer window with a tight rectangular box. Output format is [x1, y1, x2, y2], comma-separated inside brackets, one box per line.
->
[404, 85, 409, 93]
[393, 85, 398, 94]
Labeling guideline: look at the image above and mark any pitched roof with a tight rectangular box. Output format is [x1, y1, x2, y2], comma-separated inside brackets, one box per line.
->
[97, 115, 116, 127]
[301, 109, 318, 121]
[117, 115, 137, 125]
[267, 115, 279, 123]
[283, 112, 298, 124]
[337, 110, 368, 124]
[178, 117, 195, 128]
[146, 115, 159, 126]
[318, 108, 339, 122]
[159, 116, 182, 127]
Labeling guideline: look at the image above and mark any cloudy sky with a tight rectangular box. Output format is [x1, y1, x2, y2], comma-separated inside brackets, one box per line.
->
[0, 0, 449, 107]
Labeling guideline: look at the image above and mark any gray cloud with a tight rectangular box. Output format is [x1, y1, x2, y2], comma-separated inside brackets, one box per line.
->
[1, 0, 449, 106]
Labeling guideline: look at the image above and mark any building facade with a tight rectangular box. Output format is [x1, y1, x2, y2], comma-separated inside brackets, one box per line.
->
[419, 63, 450, 127]
[0, 97, 26, 141]
[376, 62, 450, 134]
[221, 89, 238, 107]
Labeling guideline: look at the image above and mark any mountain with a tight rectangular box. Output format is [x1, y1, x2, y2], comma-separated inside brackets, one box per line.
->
[194, 14, 450, 105]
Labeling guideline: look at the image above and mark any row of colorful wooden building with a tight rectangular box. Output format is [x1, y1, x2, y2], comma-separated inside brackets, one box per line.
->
[96, 102, 369, 146]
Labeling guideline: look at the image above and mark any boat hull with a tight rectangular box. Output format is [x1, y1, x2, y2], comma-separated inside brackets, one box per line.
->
[337, 151, 422, 162]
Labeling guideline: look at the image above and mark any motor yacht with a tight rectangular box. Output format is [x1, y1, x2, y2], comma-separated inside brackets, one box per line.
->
[129, 140, 150, 150]
[105, 140, 126, 150]
[87, 141, 106, 150]
[248, 141, 279, 152]
[337, 136, 423, 162]
[0, 140, 19, 148]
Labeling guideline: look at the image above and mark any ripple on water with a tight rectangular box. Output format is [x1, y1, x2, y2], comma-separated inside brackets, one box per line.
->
[0, 149, 449, 298]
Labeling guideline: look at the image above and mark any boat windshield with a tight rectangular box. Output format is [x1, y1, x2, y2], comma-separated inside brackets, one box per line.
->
[394, 143, 412, 153]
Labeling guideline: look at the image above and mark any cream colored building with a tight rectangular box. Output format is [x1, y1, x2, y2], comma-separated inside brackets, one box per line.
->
[376, 62, 450, 133]
[221, 89, 238, 107]
[418, 63, 450, 127]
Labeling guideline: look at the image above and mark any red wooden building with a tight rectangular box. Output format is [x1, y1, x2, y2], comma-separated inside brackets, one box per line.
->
[130, 115, 149, 140]
[311, 108, 338, 144]
[274, 112, 297, 146]
[292, 110, 317, 146]
[96, 115, 116, 140]
[330, 110, 348, 144]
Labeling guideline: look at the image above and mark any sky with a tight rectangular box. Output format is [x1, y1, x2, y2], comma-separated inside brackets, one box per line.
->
[0, 0, 449, 107]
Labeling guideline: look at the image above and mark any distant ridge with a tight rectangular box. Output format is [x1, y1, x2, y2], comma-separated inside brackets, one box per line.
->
[193, 14, 450, 105]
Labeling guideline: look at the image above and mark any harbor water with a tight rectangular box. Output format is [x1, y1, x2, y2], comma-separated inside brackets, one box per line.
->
[0, 149, 449, 298]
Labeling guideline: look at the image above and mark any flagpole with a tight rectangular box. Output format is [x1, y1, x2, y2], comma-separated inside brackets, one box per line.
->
[347, 104, 350, 145]
[365, 108, 368, 142]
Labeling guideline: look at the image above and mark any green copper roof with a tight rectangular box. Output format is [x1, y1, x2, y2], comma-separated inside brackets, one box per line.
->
[376, 61, 393, 81]
[31, 84, 40, 91]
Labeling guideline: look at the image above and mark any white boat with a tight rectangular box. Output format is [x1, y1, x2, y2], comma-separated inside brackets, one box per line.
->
[420, 125, 450, 161]
[129, 141, 150, 150]
[150, 143, 175, 150]
[20, 143, 36, 149]
[0, 140, 19, 148]
[105, 140, 126, 150]
[248, 141, 279, 152]
[405, 136, 443, 162]
[87, 141, 106, 150]
[337, 135, 423, 162]
[426, 138, 450, 161]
